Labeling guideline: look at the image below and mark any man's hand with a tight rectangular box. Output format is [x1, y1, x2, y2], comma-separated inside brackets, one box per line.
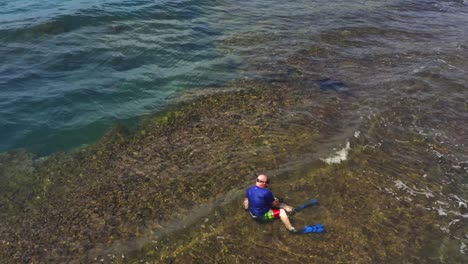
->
[271, 198, 280, 207]
[243, 198, 249, 210]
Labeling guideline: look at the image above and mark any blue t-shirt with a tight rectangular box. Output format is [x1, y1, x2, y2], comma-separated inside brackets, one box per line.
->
[246, 185, 275, 217]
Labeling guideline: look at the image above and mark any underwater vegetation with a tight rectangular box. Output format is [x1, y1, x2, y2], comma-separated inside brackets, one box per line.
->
[0, 78, 346, 262]
[127, 97, 467, 264]
[1, 24, 467, 261]
[0, 73, 466, 263]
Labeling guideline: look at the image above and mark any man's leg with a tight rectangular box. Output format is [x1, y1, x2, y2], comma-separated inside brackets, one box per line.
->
[279, 209, 295, 231]
[262, 209, 295, 231]
[279, 203, 294, 213]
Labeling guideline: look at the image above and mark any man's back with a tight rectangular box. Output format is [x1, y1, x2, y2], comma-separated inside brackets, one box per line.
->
[246, 185, 274, 217]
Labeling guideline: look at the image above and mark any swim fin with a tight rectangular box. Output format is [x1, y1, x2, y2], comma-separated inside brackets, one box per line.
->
[301, 224, 325, 234]
[295, 198, 319, 212]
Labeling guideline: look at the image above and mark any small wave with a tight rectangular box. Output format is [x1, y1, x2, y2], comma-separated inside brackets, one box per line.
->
[321, 141, 351, 164]
[394, 179, 435, 198]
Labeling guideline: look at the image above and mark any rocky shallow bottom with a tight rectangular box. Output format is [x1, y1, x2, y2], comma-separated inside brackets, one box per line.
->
[1, 74, 467, 263]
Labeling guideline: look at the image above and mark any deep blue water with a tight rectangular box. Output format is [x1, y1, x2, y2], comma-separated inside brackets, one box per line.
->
[1, 0, 467, 155]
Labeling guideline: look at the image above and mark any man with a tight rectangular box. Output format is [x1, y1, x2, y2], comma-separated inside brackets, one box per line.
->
[244, 174, 297, 232]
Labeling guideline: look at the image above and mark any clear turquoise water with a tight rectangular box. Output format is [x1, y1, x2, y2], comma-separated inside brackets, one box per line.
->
[1, 0, 242, 154]
[1, 0, 467, 155]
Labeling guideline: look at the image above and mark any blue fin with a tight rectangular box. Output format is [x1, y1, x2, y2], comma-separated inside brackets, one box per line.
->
[302, 224, 325, 234]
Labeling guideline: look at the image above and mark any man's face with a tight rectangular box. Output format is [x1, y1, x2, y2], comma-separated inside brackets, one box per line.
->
[256, 175, 268, 188]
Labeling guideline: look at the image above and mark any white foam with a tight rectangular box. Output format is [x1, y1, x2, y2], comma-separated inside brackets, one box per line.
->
[354, 131, 360, 138]
[431, 149, 444, 159]
[449, 219, 460, 226]
[437, 58, 456, 69]
[440, 226, 450, 233]
[436, 207, 448, 216]
[394, 180, 435, 198]
[461, 242, 467, 254]
[450, 194, 467, 208]
[321, 141, 351, 164]
[450, 211, 468, 219]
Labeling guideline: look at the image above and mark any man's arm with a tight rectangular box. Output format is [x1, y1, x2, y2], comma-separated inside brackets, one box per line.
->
[271, 198, 280, 207]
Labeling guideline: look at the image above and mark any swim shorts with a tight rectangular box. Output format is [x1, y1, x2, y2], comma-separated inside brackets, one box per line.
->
[261, 209, 281, 221]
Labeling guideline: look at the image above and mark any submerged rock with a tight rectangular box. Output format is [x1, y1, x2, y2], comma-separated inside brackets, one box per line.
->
[318, 79, 352, 96]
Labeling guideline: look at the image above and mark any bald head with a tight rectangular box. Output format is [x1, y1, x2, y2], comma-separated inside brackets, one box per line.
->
[256, 174, 268, 188]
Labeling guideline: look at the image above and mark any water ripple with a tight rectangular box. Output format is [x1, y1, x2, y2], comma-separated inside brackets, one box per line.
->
[0, 0, 467, 155]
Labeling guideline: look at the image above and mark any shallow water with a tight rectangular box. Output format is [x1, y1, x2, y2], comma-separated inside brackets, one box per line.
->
[1, 0, 467, 262]
[2, 0, 465, 155]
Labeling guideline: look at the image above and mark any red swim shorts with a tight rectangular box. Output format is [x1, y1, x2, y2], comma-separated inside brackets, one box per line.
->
[261, 209, 280, 221]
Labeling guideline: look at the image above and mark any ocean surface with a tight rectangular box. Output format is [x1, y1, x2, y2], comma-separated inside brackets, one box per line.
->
[1, 0, 242, 154]
[1, 0, 467, 155]
[1, 0, 468, 262]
